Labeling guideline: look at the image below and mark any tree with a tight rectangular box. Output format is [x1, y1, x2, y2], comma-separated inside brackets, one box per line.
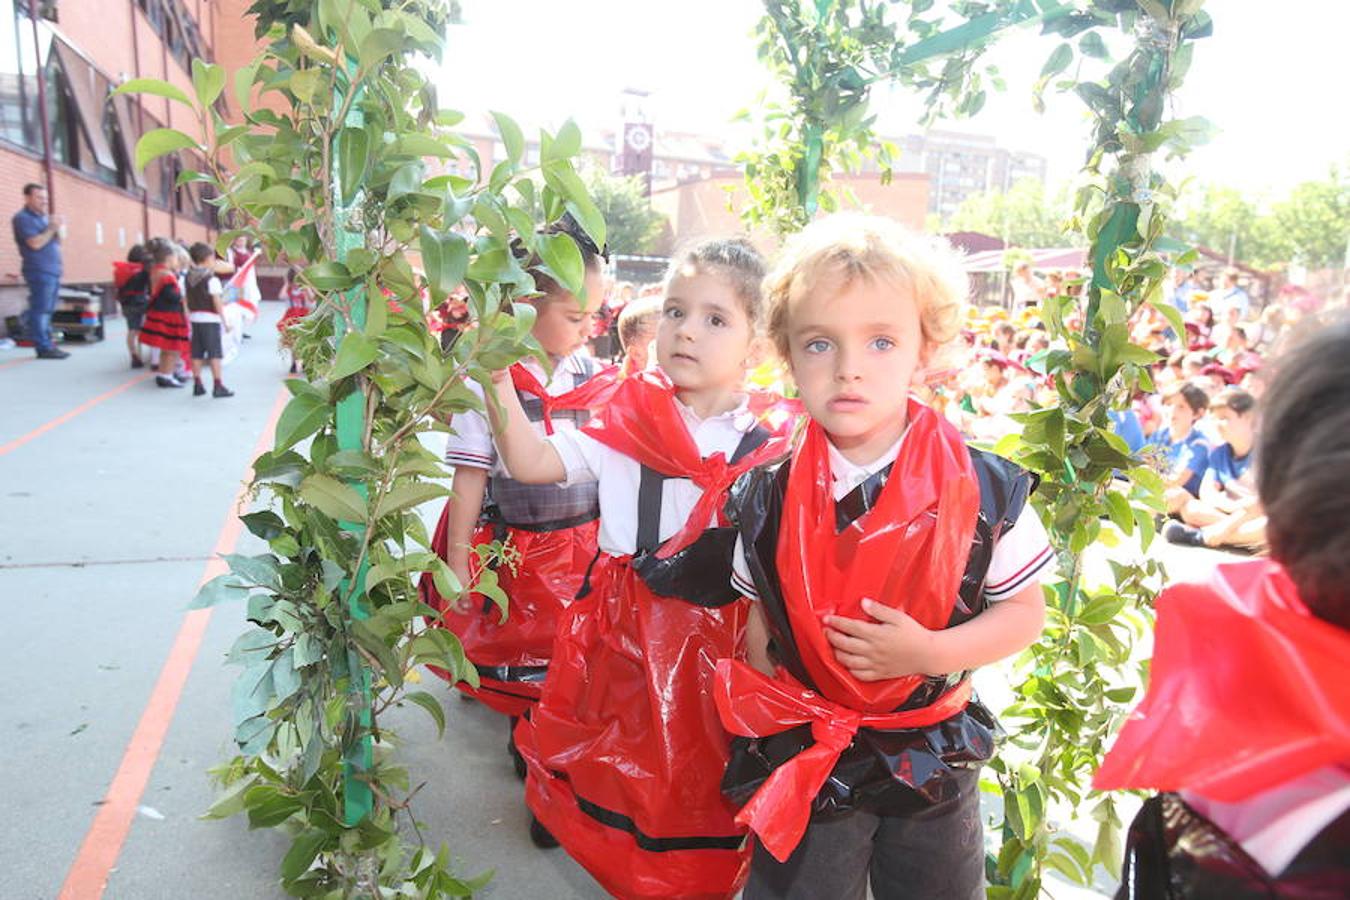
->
[1270, 166, 1350, 269]
[1170, 182, 1283, 268]
[583, 169, 667, 255]
[941, 178, 1072, 247]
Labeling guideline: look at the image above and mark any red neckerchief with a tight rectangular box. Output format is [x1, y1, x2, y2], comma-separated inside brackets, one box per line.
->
[581, 370, 791, 558]
[509, 361, 620, 435]
[1094, 559, 1350, 802]
[777, 399, 980, 714]
[715, 659, 971, 861]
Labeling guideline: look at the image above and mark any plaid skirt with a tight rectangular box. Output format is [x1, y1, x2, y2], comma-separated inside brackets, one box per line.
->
[140, 308, 190, 356]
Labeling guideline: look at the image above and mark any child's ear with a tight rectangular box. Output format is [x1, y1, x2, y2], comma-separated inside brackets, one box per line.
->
[913, 338, 940, 380]
[744, 334, 769, 371]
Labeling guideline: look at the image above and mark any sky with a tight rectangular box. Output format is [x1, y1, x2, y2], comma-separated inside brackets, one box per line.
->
[438, 0, 1348, 198]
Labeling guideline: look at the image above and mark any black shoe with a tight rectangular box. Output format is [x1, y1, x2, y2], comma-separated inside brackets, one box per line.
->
[212, 383, 235, 398]
[156, 374, 184, 388]
[242, 333, 253, 340]
[36, 348, 70, 359]
[289, 361, 298, 374]
[173, 371, 192, 385]
[131, 356, 145, 369]
[529, 816, 559, 849]
[1163, 521, 1207, 547]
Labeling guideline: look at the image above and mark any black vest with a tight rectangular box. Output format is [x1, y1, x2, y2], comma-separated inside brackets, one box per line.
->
[721, 446, 1038, 819]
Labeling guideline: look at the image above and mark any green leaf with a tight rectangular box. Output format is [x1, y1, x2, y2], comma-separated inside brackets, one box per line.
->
[255, 185, 303, 208]
[545, 120, 582, 162]
[387, 161, 425, 204]
[233, 59, 260, 112]
[113, 78, 194, 108]
[337, 126, 371, 205]
[374, 482, 448, 519]
[189, 572, 249, 609]
[240, 511, 286, 541]
[280, 828, 328, 881]
[351, 620, 402, 688]
[288, 68, 322, 104]
[191, 59, 226, 107]
[1040, 42, 1073, 79]
[134, 128, 199, 172]
[274, 393, 329, 451]
[201, 773, 259, 820]
[223, 553, 284, 590]
[403, 690, 446, 738]
[419, 227, 470, 302]
[1078, 31, 1108, 59]
[491, 111, 524, 166]
[358, 27, 404, 69]
[299, 474, 368, 523]
[393, 133, 454, 158]
[330, 332, 379, 379]
[303, 261, 356, 292]
[536, 232, 585, 296]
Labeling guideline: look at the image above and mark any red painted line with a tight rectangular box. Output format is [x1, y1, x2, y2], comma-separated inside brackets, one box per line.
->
[57, 386, 289, 900]
[0, 372, 153, 458]
[0, 356, 36, 372]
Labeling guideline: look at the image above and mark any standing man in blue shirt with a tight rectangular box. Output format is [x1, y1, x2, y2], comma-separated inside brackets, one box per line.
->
[11, 183, 68, 359]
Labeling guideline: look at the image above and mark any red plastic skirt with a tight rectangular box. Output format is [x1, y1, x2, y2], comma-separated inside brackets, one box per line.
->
[515, 555, 751, 899]
[277, 305, 309, 333]
[419, 504, 599, 717]
[139, 308, 190, 356]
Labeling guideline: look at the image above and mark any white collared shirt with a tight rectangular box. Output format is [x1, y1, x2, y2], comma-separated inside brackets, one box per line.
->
[547, 394, 758, 556]
[444, 352, 592, 476]
[730, 436, 1054, 602]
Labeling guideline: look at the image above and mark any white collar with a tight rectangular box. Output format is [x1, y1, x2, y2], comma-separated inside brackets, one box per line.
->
[673, 393, 756, 433]
[826, 430, 908, 498]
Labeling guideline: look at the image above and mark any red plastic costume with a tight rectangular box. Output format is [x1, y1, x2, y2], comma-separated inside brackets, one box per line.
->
[419, 362, 616, 717]
[716, 401, 987, 861]
[515, 372, 791, 899]
[1095, 559, 1350, 898]
[138, 271, 190, 357]
[277, 283, 312, 333]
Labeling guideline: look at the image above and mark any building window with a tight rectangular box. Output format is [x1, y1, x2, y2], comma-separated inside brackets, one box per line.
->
[1, 0, 42, 150]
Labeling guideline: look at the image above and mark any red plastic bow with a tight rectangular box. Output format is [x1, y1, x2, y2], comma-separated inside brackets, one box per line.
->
[1094, 559, 1350, 802]
[509, 362, 620, 435]
[777, 399, 980, 713]
[715, 658, 971, 862]
[582, 370, 792, 557]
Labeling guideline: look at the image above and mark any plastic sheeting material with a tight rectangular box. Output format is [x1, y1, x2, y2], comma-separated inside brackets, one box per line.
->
[509, 361, 620, 435]
[516, 556, 751, 899]
[1094, 559, 1350, 802]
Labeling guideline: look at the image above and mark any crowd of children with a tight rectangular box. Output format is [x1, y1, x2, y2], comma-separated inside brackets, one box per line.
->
[113, 237, 244, 397]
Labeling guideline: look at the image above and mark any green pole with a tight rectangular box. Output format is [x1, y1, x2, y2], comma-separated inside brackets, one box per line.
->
[332, 73, 373, 828]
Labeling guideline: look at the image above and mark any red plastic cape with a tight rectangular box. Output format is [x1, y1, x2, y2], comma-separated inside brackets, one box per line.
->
[581, 370, 792, 558]
[777, 398, 980, 713]
[508, 361, 620, 435]
[714, 659, 972, 862]
[112, 260, 143, 291]
[1094, 559, 1350, 803]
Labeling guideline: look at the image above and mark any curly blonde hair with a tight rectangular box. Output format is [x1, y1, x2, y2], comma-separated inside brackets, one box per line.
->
[762, 213, 968, 360]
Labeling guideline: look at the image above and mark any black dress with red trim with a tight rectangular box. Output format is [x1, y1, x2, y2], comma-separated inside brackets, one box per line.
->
[722, 446, 1037, 819]
[1116, 792, 1350, 900]
[418, 359, 606, 718]
[139, 274, 190, 356]
[513, 425, 772, 900]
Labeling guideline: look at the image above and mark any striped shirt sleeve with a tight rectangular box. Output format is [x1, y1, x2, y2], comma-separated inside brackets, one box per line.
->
[730, 535, 759, 600]
[444, 407, 495, 471]
[983, 505, 1056, 602]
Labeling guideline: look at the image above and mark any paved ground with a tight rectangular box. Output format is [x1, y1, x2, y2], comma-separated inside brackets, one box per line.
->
[0, 310, 1232, 899]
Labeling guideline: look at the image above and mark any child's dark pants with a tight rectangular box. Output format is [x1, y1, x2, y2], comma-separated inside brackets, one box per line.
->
[743, 767, 984, 900]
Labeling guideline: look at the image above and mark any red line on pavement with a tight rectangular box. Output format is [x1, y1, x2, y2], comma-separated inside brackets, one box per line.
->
[0, 371, 153, 458]
[57, 386, 289, 900]
[0, 356, 35, 372]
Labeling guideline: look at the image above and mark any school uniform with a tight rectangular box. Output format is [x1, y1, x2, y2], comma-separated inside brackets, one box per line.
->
[277, 283, 312, 333]
[1096, 559, 1350, 898]
[513, 370, 792, 900]
[138, 271, 190, 358]
[717, 399, 1053, 899]
[185, 267, 225, 360]
[419, 353, 615, 716]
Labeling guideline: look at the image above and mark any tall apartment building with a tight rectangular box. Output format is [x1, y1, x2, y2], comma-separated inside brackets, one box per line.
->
[0, 0, 254, 322]
[894, 130, 1048, 219]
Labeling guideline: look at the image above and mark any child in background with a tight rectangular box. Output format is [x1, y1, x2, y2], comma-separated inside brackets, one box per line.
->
[717, 214, 1052, 900]
[277, 267, 313, 374]
[1155, 382, 1212, 513]
[492, 238, 789, 899]
[185, 243, 234, 398]
[1165, 387, 1264, 550]
[138, 240, 191, 389]
[419, 220, 615, 770]
[113, 244, 150, 369]
[615, 294, 661, 376]
[1096, 313, 1350, 897]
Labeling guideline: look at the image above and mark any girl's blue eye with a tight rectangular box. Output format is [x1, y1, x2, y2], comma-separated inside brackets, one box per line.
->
[804, 338, 830, 354]
[664, 307, 683, 319]
[871, 337, 896, 351]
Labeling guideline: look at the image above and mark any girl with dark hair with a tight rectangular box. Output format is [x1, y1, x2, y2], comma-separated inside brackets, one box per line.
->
[113, 244, 150, 368]
[138, 239, 192, 388]
[1097, 312, 1350, 898]
[419, 220, 618, 765]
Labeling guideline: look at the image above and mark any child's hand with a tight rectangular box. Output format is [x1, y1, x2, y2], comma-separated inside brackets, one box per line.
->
[824, 598, 939, 681]
[489, 368, 510, 386]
